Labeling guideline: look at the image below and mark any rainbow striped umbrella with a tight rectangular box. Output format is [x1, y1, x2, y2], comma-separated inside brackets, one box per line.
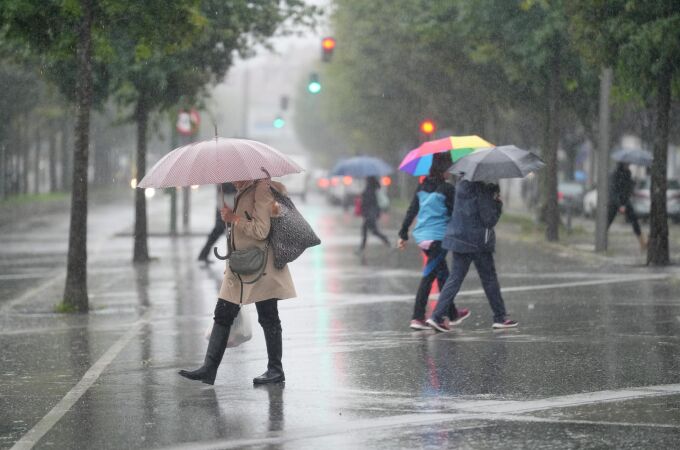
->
[398, 135, 493, 176]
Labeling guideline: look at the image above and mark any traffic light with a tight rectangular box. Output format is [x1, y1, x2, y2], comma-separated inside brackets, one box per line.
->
[321, 37, 336, 62]
[307, 72, 321, 94]
[420, 119, 436, 136]
[273, 115, 285, 129]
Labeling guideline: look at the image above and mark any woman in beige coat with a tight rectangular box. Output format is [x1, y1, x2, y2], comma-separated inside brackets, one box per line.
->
[179, 179, 296, 385]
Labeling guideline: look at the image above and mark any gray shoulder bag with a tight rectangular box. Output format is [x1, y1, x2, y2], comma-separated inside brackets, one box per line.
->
[226, 183, 269, 285]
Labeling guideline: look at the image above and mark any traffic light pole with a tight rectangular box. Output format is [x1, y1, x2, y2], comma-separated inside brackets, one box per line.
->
[595, 67, 612, 252]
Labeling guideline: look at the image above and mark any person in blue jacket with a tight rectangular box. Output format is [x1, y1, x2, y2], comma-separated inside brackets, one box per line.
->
[398, 152, 462, 330]
[426, 179, 517, 331]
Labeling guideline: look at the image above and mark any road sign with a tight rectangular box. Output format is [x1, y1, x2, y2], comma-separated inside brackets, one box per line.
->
[176, 108, 201, 136]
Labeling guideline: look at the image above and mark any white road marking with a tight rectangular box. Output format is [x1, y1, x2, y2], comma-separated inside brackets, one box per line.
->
[0, 271, 64, 313]
[10, 310, 151, 450]
[0, 273, 53, 281]
[309, 273, 669, 307]
[156, 383, 680, 450]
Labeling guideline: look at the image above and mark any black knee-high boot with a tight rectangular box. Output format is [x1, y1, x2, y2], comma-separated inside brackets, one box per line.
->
[179, 299, 238, 385]
[253, 327, 285, 384]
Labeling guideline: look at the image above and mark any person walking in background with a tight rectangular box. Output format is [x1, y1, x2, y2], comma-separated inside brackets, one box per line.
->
[427, 179, 517, 332]
[607, 162, 647, 251]
[197, 183, 236, 263]
[180, 178, 296, 385]
[397, 153, 456, 330]
[357, 175, 390, 253]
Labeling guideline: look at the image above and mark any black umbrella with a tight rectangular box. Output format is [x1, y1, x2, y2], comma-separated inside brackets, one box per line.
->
[611, 148, 653, 166]
[449, 145, 545, 182]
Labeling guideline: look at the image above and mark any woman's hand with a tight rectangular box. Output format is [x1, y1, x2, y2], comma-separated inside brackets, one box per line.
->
[220, 206, 239, 223]
[397, 238, 407, 250]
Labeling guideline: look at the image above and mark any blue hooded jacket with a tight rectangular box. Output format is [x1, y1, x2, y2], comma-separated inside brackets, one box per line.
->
[443, 180, 502, 253]
[398, 177, 455, 244]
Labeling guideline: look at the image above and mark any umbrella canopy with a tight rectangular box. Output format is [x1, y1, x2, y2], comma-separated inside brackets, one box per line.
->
[330, 156, 393, 177]
[399, 135, 493, 176]
[611, 148, 653, 167]
[450, 145, 545, 182]
[138, 137, 303, 188]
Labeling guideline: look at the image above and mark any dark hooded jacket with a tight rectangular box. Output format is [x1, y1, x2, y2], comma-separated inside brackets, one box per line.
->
[442, 180, 502, 253]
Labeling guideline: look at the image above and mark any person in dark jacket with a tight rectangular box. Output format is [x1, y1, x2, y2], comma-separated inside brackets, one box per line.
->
[198, 183, 237, 263]
[607, 163, 647, 250]
[357, 176, 390, 252]
[426, 179, 517, 331]
[398, 153, 458, 330]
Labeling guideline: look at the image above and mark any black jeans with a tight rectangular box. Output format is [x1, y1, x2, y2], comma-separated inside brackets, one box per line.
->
[214, 298, 281, 331]
[199, 209, 227, 259]
[360, 216, 389, 249]
[432, 251, 507, 323]
[607, 200, 641, 236]
[412, 241, 450, 321]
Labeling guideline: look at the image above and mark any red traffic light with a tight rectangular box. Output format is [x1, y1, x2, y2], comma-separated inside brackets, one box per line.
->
[321, 37, 336, 62]
[420, 119, 436, 135]
[322, 37, 336, 51]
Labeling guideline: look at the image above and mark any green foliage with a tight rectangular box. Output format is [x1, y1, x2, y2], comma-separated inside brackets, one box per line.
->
[55, 301, 80, 313]
[297, 0, 599, 167]
[569, 0, 680, 100]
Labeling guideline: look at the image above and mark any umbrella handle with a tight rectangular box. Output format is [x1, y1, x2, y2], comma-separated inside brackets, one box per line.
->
[261, 167, 271, 179]
[213, 222, 231, 261]
[213, 246, 228, 260]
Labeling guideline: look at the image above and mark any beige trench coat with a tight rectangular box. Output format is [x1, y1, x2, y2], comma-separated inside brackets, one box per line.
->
[219, 180, 297, 305]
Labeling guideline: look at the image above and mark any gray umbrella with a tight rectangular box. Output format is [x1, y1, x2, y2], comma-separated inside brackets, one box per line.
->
[611, 148, 653, 166]
[449, 145, 545, 182]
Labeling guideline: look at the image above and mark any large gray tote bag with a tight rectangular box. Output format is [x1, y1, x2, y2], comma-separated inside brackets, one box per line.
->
[269, 188, 321, 269]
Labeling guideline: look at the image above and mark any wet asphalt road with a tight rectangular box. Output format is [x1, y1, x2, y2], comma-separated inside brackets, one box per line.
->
[1, 187, 679, 449]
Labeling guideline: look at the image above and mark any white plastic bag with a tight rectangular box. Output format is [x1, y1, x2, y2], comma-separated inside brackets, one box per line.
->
[204, 305, 252, 348]
[377, 189, 390, 211]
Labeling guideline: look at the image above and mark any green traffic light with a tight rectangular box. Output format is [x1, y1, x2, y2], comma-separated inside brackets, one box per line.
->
[273, 117, 285, 128]
[308, 82, 322, 94]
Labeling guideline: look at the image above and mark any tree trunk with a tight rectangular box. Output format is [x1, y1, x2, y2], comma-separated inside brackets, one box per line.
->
[544, 50, 561, 242]
[61, 115, 72, 191]
[20, 117, 28, 194]
[647, 62, 671, 266]
[49, 125, 58, 192]
[62, 0, 94, 312]
[33, 123, 41, 194]
[0, 142, 5, 200]
[133, 96, 150, 263]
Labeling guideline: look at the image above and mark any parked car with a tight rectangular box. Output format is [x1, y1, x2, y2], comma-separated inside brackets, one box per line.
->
[558, 182, 585, 215]
[581, 178, 680, 222]
[631, 178, 680, 222]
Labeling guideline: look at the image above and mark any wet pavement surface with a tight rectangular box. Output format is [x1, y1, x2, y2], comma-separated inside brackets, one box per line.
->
[1, 188, 680, 449]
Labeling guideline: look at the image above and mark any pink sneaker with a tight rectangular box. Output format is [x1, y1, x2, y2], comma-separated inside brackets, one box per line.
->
[451, 308, 471, 325]
[492, 319, 518, 329]
[426, 318, 451, 332]
[409, 319, 429, 330]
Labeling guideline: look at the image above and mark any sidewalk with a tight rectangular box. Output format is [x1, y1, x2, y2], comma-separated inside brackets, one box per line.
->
[501, 205, 680, 269]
